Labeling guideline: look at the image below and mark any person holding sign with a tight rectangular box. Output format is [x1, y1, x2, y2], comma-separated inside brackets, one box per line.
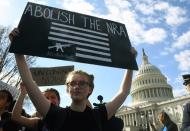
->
[0, 89, 26, 131]
[9, 28, 137, 131]
[12, 82, 61, 131]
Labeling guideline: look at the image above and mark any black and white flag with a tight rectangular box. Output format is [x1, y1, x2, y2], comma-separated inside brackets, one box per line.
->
[48, 22, 112, 63]
[9, 2, 138, 70]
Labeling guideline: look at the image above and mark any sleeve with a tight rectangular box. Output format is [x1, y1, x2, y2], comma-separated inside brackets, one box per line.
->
[181, 102, 190, 131]
[44, 104, 67, 130]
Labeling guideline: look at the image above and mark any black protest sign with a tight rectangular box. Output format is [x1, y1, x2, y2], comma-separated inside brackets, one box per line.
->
[30, 66, 74, 86]
[9, 2, 138, 70]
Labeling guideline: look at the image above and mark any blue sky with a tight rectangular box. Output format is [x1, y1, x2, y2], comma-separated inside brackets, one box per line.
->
[1, 0, 190, 113]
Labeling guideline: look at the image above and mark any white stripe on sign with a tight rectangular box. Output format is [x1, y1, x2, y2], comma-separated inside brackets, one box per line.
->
[48, 22, 112, 63]
[76, 53, 112, 62]
[76, 47, 111, 57]
[48, 36, 110, 51]
[49, 31, 109, 46]
[50, 26, 109, 41]
[52, 22, 108, 36]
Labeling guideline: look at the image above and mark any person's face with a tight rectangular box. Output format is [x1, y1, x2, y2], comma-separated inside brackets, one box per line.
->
[43, 91, 60, 106]
[0, 93, 9, 110]
[67, 74, 92, 102]
[186, 83, 190, 93]
[158, 114, 164, 125]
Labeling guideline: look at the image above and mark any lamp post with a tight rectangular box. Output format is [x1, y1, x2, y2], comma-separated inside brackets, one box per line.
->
[93, 95, 105, 107]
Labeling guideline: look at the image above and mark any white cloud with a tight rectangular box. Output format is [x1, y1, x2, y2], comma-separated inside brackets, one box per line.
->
[28, 0, 47, 5]
[154, 1, 169, 11]
[173, 87, 187, 97]
[143, 28, 167, 44]
[60, 0, 94, 15]
[158, 64, 165, 68]
[160, 51, 169, 56]
[135, 3, 155, 15]
[174, 50, 190, 71]
[165, 6, 188, 26]
[172, 30, 190, 49]
[99, 0, 144, 45]
[154, 1, 188, 26]
[0, 1, 11, 26]
[0, 0, 27, 26]
[139, 1, 188, 26]
[161, 47, 175, 55]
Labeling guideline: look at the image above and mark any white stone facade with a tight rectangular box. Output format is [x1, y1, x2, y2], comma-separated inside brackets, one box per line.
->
[116, 49, 188, 131]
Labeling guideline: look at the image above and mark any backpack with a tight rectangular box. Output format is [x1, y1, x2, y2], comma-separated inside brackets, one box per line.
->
[93, 106, 124, 131]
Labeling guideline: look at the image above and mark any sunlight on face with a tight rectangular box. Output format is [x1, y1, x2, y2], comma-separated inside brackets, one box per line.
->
[67, 74, 92, 101]
[186, 83, 190, 93]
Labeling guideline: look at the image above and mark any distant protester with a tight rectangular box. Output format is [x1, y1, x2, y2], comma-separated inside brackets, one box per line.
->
[150, 111, 178, 131]
[12, 82, 61, 131]
[158, 111, 178, 131]
[181, 74, 190, 131]
[0, 89, 25, 131]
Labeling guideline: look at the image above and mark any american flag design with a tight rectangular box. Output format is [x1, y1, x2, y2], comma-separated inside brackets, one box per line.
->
[47, 22, 112, 63]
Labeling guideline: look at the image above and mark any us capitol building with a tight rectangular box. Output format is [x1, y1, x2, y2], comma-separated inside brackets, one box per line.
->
[116, 49, 190, 131]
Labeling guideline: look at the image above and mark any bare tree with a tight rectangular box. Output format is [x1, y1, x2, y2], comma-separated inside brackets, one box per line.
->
[0, 26, 36, 88]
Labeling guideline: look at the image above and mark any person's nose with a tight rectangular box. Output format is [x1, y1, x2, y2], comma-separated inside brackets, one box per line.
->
[72, 84, 80, 89]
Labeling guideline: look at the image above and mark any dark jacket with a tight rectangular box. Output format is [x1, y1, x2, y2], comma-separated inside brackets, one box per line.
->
[181, 102, 190, 131]
[162, 119, 178, 131]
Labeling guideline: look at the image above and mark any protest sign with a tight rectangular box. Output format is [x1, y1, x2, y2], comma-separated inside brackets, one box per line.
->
[9, 2, 138, 70]
[30, 66, 74, 86]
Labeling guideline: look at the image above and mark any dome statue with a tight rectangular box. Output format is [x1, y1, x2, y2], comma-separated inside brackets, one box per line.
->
[130, 49, 174, 106]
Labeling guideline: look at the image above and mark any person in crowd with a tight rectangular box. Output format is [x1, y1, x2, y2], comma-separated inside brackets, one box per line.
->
[9, 28, 137, 131]
[12, 82, 61, 131]
[150, 111, 178, 131]
[181, 74, 190, 131]
[0, 89, 24, 131]
[32, 87, 61, 117]
[158, 111, 178, 131]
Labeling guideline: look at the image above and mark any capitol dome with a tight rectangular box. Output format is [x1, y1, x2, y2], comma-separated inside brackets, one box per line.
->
[130, 49, 174, 106]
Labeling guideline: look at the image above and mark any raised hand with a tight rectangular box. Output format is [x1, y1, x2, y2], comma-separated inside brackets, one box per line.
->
[9, 28, 19, 42]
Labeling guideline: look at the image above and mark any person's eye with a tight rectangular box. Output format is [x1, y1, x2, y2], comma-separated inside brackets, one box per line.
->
[70, 81, 77, 86]
[80, 81, 89, 87]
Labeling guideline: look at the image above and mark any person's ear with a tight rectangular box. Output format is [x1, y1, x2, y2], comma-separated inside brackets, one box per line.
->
[88, 88, 93, 96]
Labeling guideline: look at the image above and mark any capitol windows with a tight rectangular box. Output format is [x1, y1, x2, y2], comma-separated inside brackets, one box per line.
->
[158, 88, 161, 96]
[154, 89, 157, 97]
[143, 91, 146, 98]
[147, 90, 150, 98]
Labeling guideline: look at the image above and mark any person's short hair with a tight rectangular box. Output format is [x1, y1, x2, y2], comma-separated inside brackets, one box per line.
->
[43, 88, 60, 102]
[0, 90, 13, 103]
[182, 74, 190, 86]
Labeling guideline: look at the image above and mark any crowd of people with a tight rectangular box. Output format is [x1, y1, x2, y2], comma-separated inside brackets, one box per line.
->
[0, 28, 189, 131]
